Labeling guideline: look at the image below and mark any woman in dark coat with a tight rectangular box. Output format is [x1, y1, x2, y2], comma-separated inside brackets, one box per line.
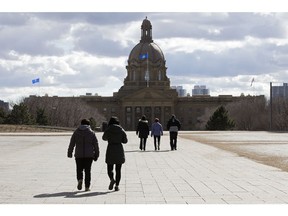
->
[102, 116, 128, 191]
[136, 115, 150, 151]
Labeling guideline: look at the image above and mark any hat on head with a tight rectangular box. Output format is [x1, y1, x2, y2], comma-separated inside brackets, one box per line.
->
[108, 116, 119, 125]
[81, 119, 90, 125]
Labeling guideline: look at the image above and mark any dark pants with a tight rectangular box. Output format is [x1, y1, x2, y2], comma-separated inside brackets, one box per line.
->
[169, 132, 178, 150]
[153, 136, 161, 150]
[75, 158, 93, 188]
[139, 138, 147, 150]
[107, 164, 122, 186]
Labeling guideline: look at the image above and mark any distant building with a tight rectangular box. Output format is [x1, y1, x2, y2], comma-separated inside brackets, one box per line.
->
[0, 100, 9, 112]
[171, 86, 187, 97]
[24, 18, 265, 130]
[192, 85, 210, 96]
[272, 83, 288, 99]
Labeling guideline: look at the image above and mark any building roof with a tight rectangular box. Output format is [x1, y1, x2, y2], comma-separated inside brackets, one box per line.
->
[128, 17, 165, 64]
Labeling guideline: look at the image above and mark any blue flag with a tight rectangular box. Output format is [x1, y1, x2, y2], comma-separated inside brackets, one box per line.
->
[139, 53, 148, 60]
[32, 78, 40, 84]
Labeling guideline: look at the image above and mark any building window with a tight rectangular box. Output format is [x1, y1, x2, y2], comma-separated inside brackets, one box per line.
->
[126, 115, 131, 126]
[133, 70, 136, 81]
[144, 107, 151, 113]
[126, 107, 131, 113]
[154, 106, 161, 114]
[135, 107, 141, 114]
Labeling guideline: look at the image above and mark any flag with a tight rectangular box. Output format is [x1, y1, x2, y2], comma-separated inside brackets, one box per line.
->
[32, 78, 40, 84]
[250, 78, 255, 87]
[139, 53, 148, 60]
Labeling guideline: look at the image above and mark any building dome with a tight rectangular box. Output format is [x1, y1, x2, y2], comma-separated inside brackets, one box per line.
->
[117, 17, 170, 95]
[128, 17, 165, 65]
[128, 42, 165, 64]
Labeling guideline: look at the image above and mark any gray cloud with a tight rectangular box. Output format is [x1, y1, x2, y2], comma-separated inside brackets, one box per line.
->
[1, 12, 288, 102]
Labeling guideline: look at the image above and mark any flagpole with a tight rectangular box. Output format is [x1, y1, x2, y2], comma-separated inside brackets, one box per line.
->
[146, 52, 149, 87]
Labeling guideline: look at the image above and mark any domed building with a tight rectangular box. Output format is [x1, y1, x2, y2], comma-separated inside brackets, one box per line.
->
[25, 17, 265, 130]
[115, 17, 179, 129]
[118, 17, 172, 93]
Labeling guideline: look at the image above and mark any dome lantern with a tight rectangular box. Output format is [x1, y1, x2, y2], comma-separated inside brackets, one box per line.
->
[140, 16, 153, 43]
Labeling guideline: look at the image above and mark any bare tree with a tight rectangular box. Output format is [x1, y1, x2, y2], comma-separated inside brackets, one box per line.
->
[195, 96, 269, 131]
[226, 96, 269, 130]
[194, 106, 217, 130]
[24, 96, 105, 129]
[272, 98, 288, 130]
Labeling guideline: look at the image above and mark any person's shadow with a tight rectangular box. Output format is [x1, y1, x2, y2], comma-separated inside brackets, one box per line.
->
[34, 190, 112, 199]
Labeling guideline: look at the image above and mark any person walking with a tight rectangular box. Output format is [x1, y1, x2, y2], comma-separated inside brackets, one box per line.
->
[167, 114, 181, 150]
[136, 115, 150, 151]
[67, 119, 99, 191]
[102, 116, 128, 191]
[151, 118, 163, 151]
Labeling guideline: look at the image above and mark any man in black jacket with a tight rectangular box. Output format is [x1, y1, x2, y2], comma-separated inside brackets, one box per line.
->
[136, 115, 150, 151]
[68, 119, 99, 191]
[167, 115, 181, 150]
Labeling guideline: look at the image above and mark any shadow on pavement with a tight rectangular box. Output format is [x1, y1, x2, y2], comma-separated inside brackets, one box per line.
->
[125, 150, 170, 153]
[34, 191, 112, 199]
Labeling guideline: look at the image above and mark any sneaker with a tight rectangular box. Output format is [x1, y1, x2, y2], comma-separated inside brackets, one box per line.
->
[109, 179, 115, 190]
[115, 186, 119, 191]
[77, 180, 83, 190]
[85, 187, 90, 192]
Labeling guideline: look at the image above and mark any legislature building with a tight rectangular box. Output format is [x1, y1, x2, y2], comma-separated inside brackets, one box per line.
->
[26, 18, 264, 130]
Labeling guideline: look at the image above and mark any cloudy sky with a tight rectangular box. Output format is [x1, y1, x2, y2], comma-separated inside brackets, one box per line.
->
[1, 2, 288, 103]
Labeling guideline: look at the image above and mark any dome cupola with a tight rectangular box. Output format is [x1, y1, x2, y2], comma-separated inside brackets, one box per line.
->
[140, 16, 153, 43]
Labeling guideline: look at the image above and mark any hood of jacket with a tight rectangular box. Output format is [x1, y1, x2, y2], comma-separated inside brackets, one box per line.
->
[103, 124, 127, 144]
[68, 124, 98, 158]
[74, 125, 93, 136]
[107, 124, 123, 133]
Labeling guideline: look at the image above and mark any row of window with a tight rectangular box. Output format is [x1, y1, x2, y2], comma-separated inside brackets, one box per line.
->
[130, 70, 163, 81]
[125, 106, 171, 114]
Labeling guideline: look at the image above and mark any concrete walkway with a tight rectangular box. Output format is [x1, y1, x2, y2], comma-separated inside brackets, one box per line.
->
[1, 131, 288, 204]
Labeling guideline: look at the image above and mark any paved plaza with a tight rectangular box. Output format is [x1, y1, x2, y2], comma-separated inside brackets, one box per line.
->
[1, 131, 288, 204]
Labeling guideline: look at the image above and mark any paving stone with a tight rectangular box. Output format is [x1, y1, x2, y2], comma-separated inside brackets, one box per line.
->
[1, 131, 288, 204]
